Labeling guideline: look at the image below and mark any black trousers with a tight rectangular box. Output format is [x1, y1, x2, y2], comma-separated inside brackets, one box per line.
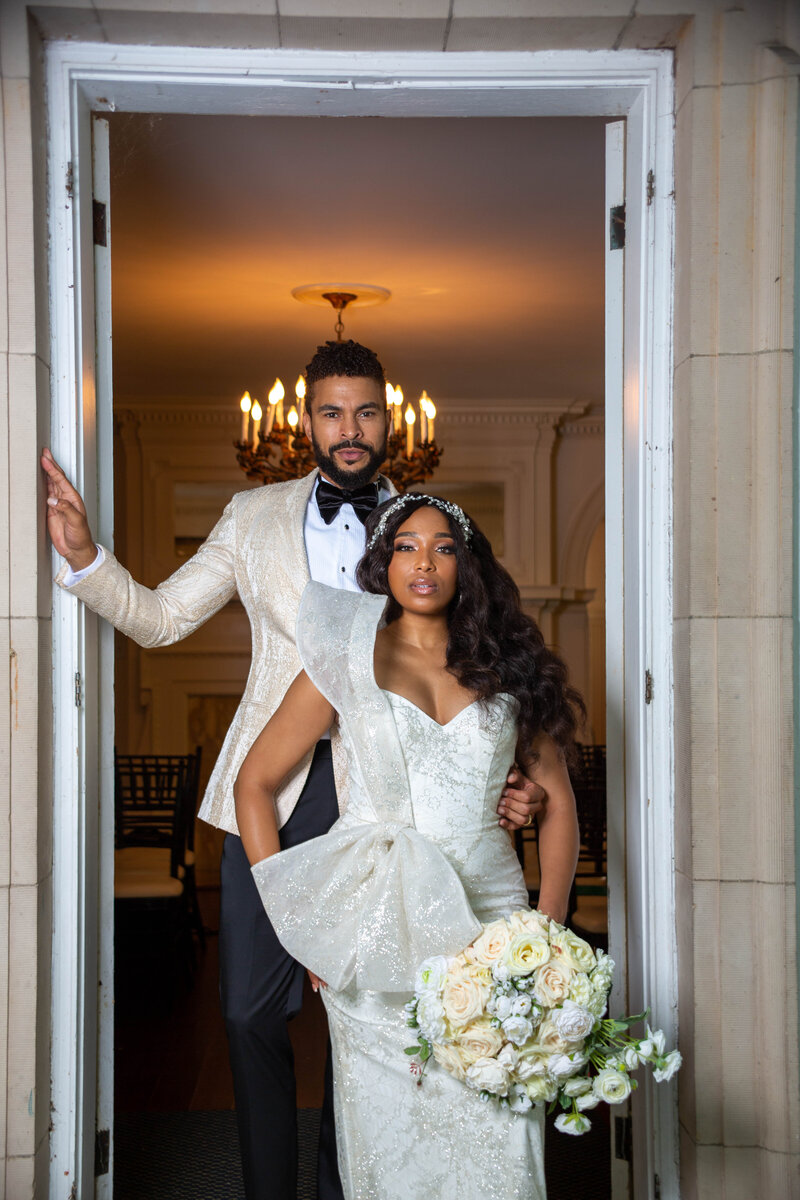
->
[219, 741, 344, 1200]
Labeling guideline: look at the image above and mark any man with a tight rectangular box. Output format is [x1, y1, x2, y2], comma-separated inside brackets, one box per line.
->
[42, 339, 544, 1200]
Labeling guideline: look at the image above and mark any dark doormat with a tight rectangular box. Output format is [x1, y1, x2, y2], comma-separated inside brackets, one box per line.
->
[114, 1108, 320, 1200]
[114, 1104, 611, 1199]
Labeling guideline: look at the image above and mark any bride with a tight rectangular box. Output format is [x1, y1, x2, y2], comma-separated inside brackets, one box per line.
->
[234, 495, 583, 1200]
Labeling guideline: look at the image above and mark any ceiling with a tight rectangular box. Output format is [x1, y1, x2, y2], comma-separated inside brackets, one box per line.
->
[109, 113, 606, 408]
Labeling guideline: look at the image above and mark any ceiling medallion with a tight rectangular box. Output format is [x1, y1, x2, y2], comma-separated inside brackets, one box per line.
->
[234, 283, 442, 489]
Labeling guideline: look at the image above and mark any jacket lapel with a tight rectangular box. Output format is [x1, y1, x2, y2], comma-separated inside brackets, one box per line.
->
[283, 469, 318, 586]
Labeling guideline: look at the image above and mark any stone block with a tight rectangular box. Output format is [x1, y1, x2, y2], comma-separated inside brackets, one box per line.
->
[615, 13, 691, 50]
[4, 1154, 34, 1199]
[0, 621, 9, 888]
[715, 353, 753, 617]
[36, 357, 52, 623]
[446, 16, 623, 51]
[674, 868, 696, 1137]
[454, 0, 630, 14]
[8, 353, 38, 619]
[0, 887, 8, 1162]
[717, 84, 757, 356]
[0, 358, 9, 621]
[3, 80, 35, 357]
[672, 620, 692, 874]
[688, 618, 720, 881]
[677, 86, 721, 362]
[280, 15, 447, 50]
[686, 355, 719, 617]
[691, 879, 722, 1145]
[9, 617, 38, 888]
[99, 10, 281, 48]
[0, 0, 30, 82]
[282, 0, 447, 14]
[679, 1122, 698, 1200]
[6, 885, 37, 1158]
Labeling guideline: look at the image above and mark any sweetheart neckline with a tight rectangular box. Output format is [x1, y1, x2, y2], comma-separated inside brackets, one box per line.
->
[381, 690, 480, 730]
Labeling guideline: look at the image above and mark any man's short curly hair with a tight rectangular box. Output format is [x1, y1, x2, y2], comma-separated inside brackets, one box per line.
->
[304, 340, 386, 409]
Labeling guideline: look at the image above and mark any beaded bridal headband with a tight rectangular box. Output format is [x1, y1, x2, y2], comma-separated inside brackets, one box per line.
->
[365, 493, 473, 551]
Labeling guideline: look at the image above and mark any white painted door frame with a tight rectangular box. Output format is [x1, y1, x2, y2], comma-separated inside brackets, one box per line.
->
[44, 42, 676, 1200]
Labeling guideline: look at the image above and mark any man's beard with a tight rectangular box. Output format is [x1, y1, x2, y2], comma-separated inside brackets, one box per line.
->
[310, 429, 388, 491]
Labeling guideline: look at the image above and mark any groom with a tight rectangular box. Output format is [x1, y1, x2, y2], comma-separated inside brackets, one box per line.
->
[42, 339, 544, 1200]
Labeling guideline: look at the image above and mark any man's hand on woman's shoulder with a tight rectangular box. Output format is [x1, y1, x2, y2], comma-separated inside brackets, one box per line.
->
[496, 765, 546, 831]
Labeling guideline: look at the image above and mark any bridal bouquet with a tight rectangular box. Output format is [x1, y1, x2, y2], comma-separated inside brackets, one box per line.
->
[404, 909, 680, 1135]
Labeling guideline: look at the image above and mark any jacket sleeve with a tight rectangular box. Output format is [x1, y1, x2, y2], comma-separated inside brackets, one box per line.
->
[54, 497, 239, 648]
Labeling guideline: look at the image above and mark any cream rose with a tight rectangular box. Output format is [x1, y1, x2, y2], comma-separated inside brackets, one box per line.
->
[456, 1018, 504, 1064]
[533, 960, 572, 1006]
[465, 1056, 510, 1096]
[514, 1048, 551, 1081]
[562, 1076, 592, 1097]
[509, 909, 550, 937]
[535, 1018, 569, 1054]
[442, 971, 488, 1030]
[592, 1067, 632, 1105]
[432, 1041, 470, 1083]
[471, 920, 513, 967]
[503, 933, 551, 977]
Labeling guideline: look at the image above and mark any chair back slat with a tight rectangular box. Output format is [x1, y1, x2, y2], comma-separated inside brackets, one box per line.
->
[115, 749, 201, 878]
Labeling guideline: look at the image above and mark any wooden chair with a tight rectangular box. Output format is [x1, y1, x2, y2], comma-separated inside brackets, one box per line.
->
[114, 747, 202, 968]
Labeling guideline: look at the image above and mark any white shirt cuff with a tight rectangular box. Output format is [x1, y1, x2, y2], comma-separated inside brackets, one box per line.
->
[62, 545, 105, 586]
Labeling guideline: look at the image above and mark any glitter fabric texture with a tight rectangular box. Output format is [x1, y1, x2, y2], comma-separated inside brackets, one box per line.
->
[253, 583, 545, 1199]
[55, 471, 355, 834]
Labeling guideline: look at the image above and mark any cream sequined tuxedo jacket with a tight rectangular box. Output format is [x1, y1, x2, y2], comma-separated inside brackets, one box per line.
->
[56, 469, 390, 835]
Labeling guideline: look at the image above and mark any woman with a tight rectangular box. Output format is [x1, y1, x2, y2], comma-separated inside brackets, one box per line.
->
[234, 495, 582, 1200]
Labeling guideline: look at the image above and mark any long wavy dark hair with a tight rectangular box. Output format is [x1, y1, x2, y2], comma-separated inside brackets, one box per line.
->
[357, 496, 585, 767]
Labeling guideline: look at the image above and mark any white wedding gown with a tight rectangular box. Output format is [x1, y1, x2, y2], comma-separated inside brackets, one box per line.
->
[253, 583, 546, 1200]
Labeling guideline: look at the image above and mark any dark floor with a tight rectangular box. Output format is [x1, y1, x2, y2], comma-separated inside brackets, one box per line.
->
[114, 888, 612, 1198]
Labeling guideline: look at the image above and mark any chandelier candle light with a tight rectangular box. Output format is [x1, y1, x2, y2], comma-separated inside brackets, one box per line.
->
[234, 284, 442, 490]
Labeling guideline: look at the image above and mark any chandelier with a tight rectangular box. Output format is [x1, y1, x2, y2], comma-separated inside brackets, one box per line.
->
[234, 284, 442, 489]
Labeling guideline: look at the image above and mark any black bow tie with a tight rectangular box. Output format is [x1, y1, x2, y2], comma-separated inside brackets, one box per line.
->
[316, 479, 380, 526]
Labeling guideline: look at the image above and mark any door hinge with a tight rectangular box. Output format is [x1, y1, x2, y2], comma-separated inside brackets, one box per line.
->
[644, 669, 654, 705]
[615, 1113, 632, 1161]
[93, 199, 108, 247]
[654, 1174, 662, 1199]
[95, 1128, 110, 1176]
[74, 671, 83, 709]
[609, 203, 626, 250]
[647, 169, 655, 205]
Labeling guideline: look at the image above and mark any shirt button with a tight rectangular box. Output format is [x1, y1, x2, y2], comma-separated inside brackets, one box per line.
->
[341, 567, 346, 573]
[344, 523, 349, 530]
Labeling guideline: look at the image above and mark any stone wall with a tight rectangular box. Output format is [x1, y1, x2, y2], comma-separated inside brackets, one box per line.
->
[0, 1, 798, 1195]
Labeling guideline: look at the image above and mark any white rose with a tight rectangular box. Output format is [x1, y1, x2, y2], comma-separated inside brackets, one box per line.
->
[416, 992, 448, 1044]
[492, 961, 511, 984]
[432, 1041, 470, 1083]
[554, 1112, 592, 1135]
[513, 1047, 550, 1081]
[568, 973, 594, 1007]
[575, 1091, 600, 1111]
[497, 1042, 519, 1071]
[623, 1046, 640, 1071]
[525, 1075, 559, 1103]
[508, 1082, 533, 1113]
[471, 919, 513, 967]
[415, 956, 450, 996]
[442, 972, 488, 1030]
[501, 1015, 534, 1046]
[592, 1068, 632, 1105]
[585, 988, 608, 1018]
[653, 1049, 682, 1082]
[465, 1056, 510, 1096]
[503, 933, 551, 977]
[549, 1051, 588, 1079]
[511, 993, 533, 1017]
[456, 1018, 505, 1064]
[532, 961, 573, 1007]
[550, 1000, 595, 1045]
[509, 909, 550, 937]
[493, 994, 514, 1021]
[647, 1026, 666, 1056]
[562, 1076, 592, 1097]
